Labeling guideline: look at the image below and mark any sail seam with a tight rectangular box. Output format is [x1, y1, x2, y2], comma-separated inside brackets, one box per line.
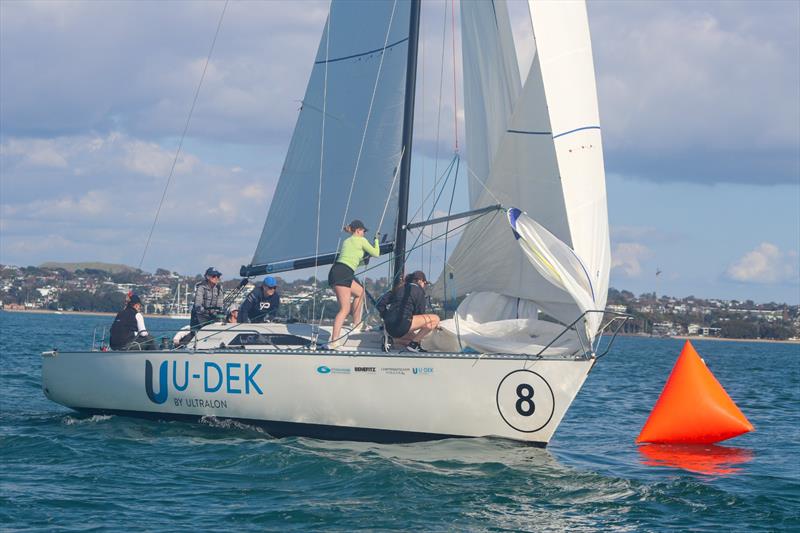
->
[314, 37, 408, 65]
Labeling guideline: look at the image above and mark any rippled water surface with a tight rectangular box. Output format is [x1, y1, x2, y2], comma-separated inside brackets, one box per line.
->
[1, 311, 798, 531]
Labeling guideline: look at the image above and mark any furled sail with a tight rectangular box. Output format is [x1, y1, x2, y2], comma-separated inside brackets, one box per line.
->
[431, 0, 609, 350]
[250, 0, 411, 269]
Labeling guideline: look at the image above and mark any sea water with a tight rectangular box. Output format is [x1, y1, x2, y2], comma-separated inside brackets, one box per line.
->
[1, 311, 798, 531]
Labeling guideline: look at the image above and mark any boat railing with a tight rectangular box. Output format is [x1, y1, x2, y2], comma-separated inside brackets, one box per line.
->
[534, 310, 633, 360]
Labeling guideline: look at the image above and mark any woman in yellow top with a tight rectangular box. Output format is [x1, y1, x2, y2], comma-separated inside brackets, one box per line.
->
[327, 219, 381, 348]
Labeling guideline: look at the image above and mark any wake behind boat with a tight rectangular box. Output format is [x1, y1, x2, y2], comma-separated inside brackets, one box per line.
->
[42, 0, 628, 445]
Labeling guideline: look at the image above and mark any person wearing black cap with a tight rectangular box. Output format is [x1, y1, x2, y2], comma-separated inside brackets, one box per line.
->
[190, 267, 225, 330]
[109, 294, 156, 350]
[327, 219, 381, 348]
[239, 276, 281, 323]
[378, 271, 439, 352]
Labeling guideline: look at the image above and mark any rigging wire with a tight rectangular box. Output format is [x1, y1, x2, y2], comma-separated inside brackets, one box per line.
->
[466, 163, 502, 205]
[324, 0, 399, 328]
[311, 10, 333, 345]
[450, 0, 459, 152]
[377, 146, 405, 235]
[137, 0, 229, 270]
[337, 0, 399, 235]
[442, 155, 460, 314]
[428, 0, 450, 276]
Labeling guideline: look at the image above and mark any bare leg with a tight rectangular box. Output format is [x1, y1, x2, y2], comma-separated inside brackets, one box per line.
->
[349, 280, 364, 327]
[332, 285, 352, 343]
[396, 314, 440, 345]
[410, 314, 440, 342]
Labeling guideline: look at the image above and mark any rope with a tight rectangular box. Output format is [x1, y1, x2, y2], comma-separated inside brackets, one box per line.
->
[137, 0, 228, 269]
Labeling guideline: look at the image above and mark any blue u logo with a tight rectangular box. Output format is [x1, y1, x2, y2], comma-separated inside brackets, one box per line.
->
[145, 360, 168, 404]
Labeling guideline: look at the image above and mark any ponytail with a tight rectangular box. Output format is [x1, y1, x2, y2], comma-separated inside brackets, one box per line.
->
[343, 225, 353, 234]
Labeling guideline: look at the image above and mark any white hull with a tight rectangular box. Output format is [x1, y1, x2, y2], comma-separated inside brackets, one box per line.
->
[42, 346, 593, 444]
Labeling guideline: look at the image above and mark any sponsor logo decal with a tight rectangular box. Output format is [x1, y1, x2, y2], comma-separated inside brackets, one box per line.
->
[354, 366, 376, 373]
[380, 367, 411, 375]
[317, 365, 350, 375]
[144, 359, 263, 407]
[412, 367, 433, 375]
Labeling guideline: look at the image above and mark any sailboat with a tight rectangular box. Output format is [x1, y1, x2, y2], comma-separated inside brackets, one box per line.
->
[42, 0, 627, 445]
[166, 282, 191, 320]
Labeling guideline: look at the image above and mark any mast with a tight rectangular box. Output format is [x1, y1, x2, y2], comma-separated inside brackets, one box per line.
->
[393, 0, 421, 281]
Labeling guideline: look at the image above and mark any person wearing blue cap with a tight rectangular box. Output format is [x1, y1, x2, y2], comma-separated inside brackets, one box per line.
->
[239, 276, 281, 323]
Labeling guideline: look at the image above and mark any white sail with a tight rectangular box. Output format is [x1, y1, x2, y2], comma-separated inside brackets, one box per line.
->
[460, 0, 521, 206]
[251, 0, 411, 267]
[433, 0, 608, 348]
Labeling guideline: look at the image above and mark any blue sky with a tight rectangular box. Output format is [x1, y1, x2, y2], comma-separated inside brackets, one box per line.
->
[1, 0, 798, 304]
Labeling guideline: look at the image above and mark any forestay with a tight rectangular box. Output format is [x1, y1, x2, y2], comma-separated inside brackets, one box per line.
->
[430, 0, 609, 352]
[250, 0, 411, 268]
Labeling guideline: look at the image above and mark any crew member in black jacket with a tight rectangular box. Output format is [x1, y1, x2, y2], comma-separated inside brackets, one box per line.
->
[379, 271, 440, 352]
[239, 276, 281, 323]
[109, 294, 156, 350]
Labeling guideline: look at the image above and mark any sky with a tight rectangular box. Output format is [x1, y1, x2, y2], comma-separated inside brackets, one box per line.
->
[1, 0, 798, 304]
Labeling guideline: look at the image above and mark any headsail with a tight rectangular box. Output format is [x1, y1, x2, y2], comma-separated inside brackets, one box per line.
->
[249, 0, 411, 271]
[460, 0, 522, 206]
[433, 0, 609, 349]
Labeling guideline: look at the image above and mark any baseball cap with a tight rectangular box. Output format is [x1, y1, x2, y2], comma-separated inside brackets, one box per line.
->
[349, 219, 368, 232]
[263, 276, 277, 287]
[204, 267, 222, 278]
[129, 294, 142, 305]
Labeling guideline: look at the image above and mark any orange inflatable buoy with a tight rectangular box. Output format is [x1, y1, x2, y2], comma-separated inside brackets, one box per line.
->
[636, 340, 754, 444]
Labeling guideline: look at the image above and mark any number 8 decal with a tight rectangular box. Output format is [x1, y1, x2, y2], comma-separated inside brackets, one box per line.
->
[515, 383, 535, 416]
[496, 370, 555, 433]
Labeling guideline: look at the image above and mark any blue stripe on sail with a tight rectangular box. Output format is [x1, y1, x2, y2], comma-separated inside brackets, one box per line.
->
[507, 129, 552, 135]
[553, 126, 601, 139]
[315, 37, 410, 65]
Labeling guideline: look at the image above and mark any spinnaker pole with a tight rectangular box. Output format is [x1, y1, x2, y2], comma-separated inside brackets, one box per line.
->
[392, 0, 421, 281]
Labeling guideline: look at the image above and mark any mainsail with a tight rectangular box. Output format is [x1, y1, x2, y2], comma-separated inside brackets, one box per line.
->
[249, 0, 411, 271]
[432, 0, 609, 351]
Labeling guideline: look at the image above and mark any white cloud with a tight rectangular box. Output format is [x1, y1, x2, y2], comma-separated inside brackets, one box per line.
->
[1, 138, 68, 168]
[725, 243, 799, 284]
[611, 243, 652, 277]
[122, 139, 197, 177]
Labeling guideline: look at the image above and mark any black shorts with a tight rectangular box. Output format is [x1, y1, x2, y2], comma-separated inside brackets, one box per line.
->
[328, 262, 361, 288]
[385, 317, 412, 338]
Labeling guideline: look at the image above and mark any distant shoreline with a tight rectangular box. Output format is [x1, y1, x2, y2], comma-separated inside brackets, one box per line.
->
[0, 308, 181, 320]
[3, 308, 798, 344]
[621, 333, 799, 345]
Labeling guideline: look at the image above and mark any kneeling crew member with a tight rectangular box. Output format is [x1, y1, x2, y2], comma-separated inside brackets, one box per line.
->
[380, 271, 440, 352]
[109, 294, 156, 350]
[239, 276, 280, 323]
